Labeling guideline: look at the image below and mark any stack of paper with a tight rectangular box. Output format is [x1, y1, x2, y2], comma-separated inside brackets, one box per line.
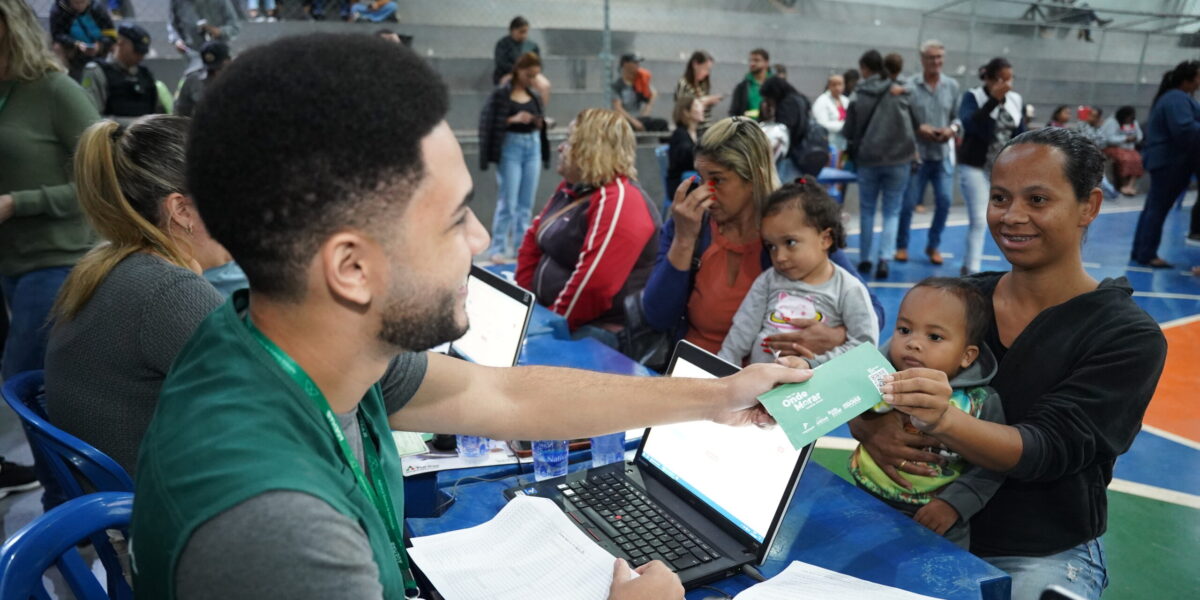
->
[734, 561, 944, 599]
[408, 496, 620, 600]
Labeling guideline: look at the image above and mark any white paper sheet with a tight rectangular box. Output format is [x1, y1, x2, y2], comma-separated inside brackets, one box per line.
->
[408, 496, 620, 600]
[400, 440, 519, 476]
[734, 561, 945, 600]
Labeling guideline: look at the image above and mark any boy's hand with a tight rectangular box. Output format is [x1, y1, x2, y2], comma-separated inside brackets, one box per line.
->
[881, 369, 953, 434]
[913, 498, 959, 535]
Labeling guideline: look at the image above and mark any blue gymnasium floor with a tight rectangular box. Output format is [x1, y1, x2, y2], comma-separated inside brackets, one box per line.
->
[819, 197, 1200, 599]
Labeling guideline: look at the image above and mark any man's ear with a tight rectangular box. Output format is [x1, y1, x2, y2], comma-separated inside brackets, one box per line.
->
[319, 231, 376, 308]
[960, 344, 980, 370]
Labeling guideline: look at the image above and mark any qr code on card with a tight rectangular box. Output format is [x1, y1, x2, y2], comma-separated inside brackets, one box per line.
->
[867, 367, 889, 393]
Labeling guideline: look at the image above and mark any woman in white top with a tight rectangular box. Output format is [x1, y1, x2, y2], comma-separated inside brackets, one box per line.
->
[812, 74, 848, 152]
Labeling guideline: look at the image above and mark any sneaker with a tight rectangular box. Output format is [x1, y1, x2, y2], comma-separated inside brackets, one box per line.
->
[874, 260, 889, 279]
[1186, 233, 1200, 246]
[0, 460, 41, 499]
[894, 249, 909, 262]
[926, 248, 944, 265]
[857, 260, 872, 274]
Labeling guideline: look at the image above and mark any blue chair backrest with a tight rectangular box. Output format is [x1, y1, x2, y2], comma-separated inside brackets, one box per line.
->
[1, 371, 134, 500]
[0, 492, 134, 600]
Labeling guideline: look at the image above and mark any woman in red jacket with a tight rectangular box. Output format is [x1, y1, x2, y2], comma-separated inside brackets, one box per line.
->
[516, 109, 659, 346]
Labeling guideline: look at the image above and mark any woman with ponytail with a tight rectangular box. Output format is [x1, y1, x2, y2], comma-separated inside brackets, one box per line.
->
[1129, 60, 1200, 268]
[44, 115, 231, 474]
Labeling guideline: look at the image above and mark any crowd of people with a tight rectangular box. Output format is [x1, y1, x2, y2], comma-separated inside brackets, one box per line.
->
[0, 1, 1194, 599]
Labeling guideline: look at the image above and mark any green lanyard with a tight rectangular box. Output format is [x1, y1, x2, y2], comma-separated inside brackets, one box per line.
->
[244, 317, 419, 596]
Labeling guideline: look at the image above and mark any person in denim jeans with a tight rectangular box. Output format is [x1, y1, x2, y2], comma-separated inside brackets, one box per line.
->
[897, 40, 960, 267]
[478, 52, 550, 261]
[957, 57, 1025, 275]
[247, 0, 276, 21]
[349, 1, 397, 23]
[0, 0, 101, 504]
[843, 50, 919, 279]
[1129, 60, 1200, 268]
[855, 128, 1165, 600]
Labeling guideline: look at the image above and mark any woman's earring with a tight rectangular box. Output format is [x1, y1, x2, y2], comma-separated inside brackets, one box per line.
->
[186, 222, 194, 235]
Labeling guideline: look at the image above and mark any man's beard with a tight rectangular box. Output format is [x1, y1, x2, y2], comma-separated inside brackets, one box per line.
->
[377, 281, 467, 352]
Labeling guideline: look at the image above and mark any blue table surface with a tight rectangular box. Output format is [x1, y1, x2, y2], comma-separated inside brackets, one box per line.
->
[408, 461, 1009, 600]
[519, 335, 656, 377]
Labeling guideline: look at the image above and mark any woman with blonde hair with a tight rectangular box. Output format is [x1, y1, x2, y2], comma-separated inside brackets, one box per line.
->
[642, 116, 880, 356]
[44, 115, 232, 475]
[515, 108, 659, 346]
[0, 0, 100, 501]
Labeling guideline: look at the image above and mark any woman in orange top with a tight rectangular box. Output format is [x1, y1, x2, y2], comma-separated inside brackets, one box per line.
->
[642, 117, 880, 357]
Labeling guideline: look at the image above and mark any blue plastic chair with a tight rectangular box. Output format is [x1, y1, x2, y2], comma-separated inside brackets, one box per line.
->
[0, 492, 134, 600]
[1, 371, 134, 500]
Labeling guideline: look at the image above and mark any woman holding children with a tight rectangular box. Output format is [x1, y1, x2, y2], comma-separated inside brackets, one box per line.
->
[854, 127, 1167, 599]
[641, 117, 880, 358]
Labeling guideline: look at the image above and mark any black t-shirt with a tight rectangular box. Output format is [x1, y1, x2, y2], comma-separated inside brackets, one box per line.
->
[965, 273, 1166, 557]
[506, 96, 540, 133]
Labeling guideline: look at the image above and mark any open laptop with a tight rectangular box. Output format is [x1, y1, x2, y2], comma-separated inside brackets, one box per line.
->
[504, 340, 813, 588]
[441, 265, 534, 368]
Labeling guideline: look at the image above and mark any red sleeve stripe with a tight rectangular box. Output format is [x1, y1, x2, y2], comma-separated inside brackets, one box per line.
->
[552, 178, 627, 319]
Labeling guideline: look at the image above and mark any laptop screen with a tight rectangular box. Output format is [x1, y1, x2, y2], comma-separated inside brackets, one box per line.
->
[449, 266, 533, 368]
[639, 343, 807, 543]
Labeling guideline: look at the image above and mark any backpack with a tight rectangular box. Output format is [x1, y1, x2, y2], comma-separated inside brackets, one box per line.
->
[793, 94, 831, 176]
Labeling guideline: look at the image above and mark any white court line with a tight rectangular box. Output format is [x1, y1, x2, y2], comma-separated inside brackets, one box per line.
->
[844, 203, 1145, 235]
[817, 436, 1200, 509]
[816, 437, 859, 451]
[1160, 313, 1200, 329]
[1133, 291, 1200, 301]
[1107, 479, 1200, 510]
[1141, 425, 1200, 453]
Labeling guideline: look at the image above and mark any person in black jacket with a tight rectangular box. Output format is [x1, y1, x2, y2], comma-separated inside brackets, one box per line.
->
[729, 48, 771, 120]
[665, 94, 704, 204]
[856, 127, 1166, 600]
[79, 24, 167, 122]
[760, 76, 827, 182]
[478, 52, 550, 261]
[49, 0, 117, 81]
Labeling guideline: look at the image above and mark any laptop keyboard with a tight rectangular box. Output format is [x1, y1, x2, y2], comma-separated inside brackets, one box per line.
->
[557, 472, 724, 571]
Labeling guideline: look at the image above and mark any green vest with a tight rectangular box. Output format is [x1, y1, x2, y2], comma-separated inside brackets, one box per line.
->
[131, 291, 408, 599]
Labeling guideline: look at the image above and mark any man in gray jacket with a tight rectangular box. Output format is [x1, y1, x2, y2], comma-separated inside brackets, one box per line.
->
[843, 49, 920, 279]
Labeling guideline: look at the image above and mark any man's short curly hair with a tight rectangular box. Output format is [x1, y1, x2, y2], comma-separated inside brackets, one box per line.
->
[187, 33, 449, 300]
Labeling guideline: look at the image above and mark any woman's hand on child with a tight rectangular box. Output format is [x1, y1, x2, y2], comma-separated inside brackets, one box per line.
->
[849, 412, 944, 489]
[913, 498, 959, 535]
[763, 320, 846, 357]
[881, 369, 954, 435]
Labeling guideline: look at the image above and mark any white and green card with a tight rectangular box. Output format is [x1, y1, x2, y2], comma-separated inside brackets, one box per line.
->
[756, 344, 896, 450]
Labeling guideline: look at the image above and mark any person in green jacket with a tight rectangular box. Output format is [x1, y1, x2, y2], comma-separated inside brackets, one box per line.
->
[0, 0, 99, 502]
[130, 34, 811, 600]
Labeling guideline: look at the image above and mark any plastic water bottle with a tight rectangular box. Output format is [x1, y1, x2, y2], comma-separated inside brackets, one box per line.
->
[590, 432, 626, 468]
[455, 435, 489, 462]
[532, 440, 569, 481]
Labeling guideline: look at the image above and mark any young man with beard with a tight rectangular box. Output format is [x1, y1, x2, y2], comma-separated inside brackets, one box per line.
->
[129, 34, 809, 600]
